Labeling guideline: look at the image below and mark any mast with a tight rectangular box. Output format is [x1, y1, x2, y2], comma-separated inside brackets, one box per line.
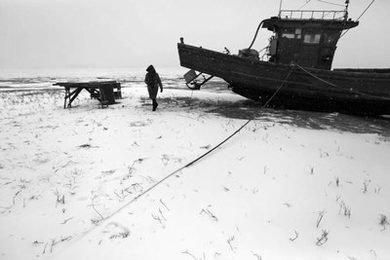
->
[278, 0, 283, 17]
[344, 0, 350, 19]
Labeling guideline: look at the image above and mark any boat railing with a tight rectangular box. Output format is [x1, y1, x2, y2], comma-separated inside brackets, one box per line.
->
[279, 10, 347, 20]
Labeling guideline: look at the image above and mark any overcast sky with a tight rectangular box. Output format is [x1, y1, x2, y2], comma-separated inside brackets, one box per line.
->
[0, 0, 389, 69]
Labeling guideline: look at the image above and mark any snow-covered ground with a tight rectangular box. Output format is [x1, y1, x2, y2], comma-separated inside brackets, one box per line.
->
[0, 78, 390, 260]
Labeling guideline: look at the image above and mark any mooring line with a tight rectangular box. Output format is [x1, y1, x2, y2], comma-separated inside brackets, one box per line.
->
[54, 119, 254, 257]
[294, 63, 390, 101]
[62, 119, 253, 250]
[262, 64, 296, 108]
[96, 65, 295, 228]
[54, 66, 296, 257]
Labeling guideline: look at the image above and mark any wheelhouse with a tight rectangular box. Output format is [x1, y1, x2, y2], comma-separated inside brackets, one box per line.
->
[263, 10, 358, 70]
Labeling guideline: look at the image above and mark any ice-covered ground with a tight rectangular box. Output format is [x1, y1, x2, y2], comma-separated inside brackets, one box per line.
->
[0, 71, 390, 259]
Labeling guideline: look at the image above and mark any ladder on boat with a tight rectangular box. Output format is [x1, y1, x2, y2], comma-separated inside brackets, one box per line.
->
[184, 69, 214, 90]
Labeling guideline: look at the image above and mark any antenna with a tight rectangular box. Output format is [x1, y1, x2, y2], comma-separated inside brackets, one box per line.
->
[278, 0, 283, 17]
[345, 0, 350, 19]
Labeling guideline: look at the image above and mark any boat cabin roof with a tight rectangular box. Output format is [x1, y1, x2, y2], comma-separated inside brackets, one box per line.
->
[262, 11, 358, 31]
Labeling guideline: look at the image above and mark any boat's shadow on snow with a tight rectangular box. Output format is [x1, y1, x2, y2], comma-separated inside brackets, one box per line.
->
[142, 94, 390, 137]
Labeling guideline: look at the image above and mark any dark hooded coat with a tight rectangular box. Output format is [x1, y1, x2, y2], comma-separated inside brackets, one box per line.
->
[144, 65, 162, 99]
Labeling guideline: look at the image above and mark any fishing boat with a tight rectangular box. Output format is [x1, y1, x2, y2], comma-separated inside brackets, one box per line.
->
[177, 1, 390, 115]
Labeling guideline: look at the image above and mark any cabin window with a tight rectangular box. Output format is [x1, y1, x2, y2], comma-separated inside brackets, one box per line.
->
[303, 34, 321, 44]
[281, 28, 302, 39]
[282, 33, 295, 39]
[281, 28, 295, 39]
[295, 28, 302, 39]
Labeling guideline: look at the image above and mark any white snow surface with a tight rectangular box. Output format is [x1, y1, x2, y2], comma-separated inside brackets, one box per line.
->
[0, 82, 390, 260]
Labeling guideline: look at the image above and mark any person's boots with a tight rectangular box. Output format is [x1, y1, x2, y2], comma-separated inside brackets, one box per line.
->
[152, 99, 158, 111]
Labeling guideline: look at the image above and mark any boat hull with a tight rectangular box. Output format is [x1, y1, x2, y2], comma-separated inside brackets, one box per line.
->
[178, 43, 390, 115]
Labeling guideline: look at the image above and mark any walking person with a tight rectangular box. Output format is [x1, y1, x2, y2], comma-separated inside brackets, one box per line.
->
[144, 65, 163, 111]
